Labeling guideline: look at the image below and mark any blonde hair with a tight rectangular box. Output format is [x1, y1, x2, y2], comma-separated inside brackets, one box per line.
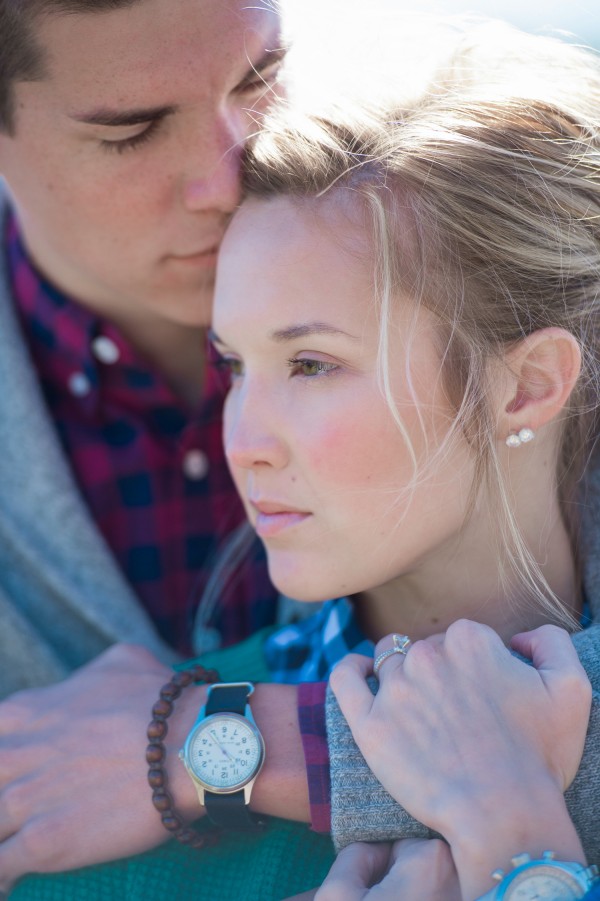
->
[235, 21, 600, 627]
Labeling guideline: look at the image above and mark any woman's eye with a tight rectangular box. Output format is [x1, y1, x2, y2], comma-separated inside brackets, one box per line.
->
[213, 356, 244, 379]
[287, 358, 338, 378]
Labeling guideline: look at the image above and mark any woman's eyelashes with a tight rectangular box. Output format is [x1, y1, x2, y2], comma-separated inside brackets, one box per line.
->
[211, 352, 339, 382]
[212, 354, 244, 380]
[286, 357, 339, 378]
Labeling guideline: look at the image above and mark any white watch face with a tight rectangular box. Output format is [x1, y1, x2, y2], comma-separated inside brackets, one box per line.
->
[186, 713, 264, 792]
[504, 866, 584, 900]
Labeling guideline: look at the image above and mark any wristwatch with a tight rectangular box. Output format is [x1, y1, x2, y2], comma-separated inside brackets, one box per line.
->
[179, 681, 266, 829]
[477, 851, 599, 900]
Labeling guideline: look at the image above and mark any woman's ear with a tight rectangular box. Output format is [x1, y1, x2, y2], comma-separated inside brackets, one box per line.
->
[499, 327, 581, 436]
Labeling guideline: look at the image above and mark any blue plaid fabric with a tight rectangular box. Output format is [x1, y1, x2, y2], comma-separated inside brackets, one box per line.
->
[264, 597, 374, 683]
[266, 594, 593, 685]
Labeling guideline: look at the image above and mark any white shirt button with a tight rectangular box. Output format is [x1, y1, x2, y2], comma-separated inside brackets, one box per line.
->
[183, 449, 209, 481]
[68, 372, 92, 398]
[91, 335, 120, 365]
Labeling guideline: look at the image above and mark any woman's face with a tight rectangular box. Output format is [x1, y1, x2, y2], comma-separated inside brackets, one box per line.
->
[213, 195, 477, 603]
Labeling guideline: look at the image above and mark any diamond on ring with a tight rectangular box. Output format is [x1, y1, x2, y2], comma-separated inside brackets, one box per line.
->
[373, 633, 412, 677]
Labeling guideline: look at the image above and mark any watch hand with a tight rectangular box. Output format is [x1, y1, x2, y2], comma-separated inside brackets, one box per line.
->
[208, 731, 234, 761]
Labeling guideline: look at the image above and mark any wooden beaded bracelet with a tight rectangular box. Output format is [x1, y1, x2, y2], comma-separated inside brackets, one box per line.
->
[146, 663, 221, 848]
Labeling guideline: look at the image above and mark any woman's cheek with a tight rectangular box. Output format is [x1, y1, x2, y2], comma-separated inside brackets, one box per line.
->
[305, 413, 403, 487]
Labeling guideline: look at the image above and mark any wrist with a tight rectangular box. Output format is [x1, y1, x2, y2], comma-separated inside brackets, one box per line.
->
[248, 683, 311, 822]
[165, 681, 311, 824]
[163, 681, 210, 820]
[448, 785, 585, 900]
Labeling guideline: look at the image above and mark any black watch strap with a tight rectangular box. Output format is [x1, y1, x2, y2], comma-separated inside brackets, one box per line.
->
[205, 683, 250, 717]
[204, 788, 263, 829]
[203, 683, 265, 830]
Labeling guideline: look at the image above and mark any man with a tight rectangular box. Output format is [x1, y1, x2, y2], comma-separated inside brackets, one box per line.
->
[0, 0, 284, 688]
[0, 0, 321, 887]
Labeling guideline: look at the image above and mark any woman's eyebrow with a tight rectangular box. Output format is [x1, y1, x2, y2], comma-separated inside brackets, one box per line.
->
[207, 323, 359, 348]
[270, 322, 360, 342]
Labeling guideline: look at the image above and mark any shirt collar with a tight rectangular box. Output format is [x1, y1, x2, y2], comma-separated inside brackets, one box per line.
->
[264, 597, 374, 683]
[6, 211, 225, 427]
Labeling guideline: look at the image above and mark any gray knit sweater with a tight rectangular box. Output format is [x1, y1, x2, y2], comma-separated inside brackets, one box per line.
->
[0, 188, 178, 697]
[326, 476, 600, 863]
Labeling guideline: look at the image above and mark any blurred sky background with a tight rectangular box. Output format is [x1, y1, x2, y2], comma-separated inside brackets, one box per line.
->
[279, 0, 600, 110]
[282, 0, 599, 49]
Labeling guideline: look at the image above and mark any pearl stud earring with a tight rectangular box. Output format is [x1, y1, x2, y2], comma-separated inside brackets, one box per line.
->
[506, 427, 535, 448]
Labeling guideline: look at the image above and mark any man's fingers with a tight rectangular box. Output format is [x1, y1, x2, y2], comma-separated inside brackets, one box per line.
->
[387, 839, 461, 900]
[315, 842, 392, 901]
[0, 835, 26, 892]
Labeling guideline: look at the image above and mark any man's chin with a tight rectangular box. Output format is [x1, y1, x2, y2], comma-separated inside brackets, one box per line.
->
[150, 286, 215, 330]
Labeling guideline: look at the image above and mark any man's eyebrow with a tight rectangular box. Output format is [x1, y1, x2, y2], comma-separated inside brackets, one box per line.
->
[70, 104, 175, 127]
[69, 43, 287, 127]
[270, 322, 359, 342]
[237, 44, 289, 90]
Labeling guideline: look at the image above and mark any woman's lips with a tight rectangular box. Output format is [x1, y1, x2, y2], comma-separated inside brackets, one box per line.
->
[250, 501, 311, 538]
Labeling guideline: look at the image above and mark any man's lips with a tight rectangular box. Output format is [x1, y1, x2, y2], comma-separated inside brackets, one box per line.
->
[168, 246, 219, 267]
[249, 500, 311, 538]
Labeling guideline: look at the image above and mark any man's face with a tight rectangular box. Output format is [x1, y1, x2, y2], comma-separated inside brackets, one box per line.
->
[0, 0, 283, 329]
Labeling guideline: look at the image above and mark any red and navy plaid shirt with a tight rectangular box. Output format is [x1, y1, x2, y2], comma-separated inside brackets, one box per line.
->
[7, 214, 277, 656]
[267, 598, 373, 833]
[7, 213, 332, 830]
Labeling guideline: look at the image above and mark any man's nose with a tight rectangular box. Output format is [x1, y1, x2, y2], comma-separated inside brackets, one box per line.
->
[183, 117, 244, 214]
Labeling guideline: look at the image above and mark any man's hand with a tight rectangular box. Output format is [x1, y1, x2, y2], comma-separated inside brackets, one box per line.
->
[0, 644, 189, 888]
[0, 643, 310, 891]
[294, 839, 460, 901]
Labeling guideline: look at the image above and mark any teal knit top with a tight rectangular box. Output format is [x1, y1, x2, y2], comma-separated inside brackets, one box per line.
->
[10, 629, 335, 901]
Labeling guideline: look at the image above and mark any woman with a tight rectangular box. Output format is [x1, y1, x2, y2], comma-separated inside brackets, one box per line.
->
[211, 17, 600, 897]
[10, 19, 600, 901]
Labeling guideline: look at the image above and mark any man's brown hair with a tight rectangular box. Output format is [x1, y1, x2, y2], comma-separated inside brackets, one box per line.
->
[0, 0, 140, 132]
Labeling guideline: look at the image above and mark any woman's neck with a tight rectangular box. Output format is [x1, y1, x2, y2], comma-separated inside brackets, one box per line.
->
[354, 489, 580, 644]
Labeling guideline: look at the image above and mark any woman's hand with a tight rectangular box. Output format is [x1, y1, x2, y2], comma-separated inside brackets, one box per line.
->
[330, 621, 591, 899]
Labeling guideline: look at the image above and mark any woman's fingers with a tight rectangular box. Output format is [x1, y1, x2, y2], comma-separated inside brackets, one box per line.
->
[511, 624, 587, 681]
[330, 654, 378, 722]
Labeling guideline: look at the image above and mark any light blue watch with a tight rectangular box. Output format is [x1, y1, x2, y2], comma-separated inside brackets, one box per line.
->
[477, 851, 599, 900]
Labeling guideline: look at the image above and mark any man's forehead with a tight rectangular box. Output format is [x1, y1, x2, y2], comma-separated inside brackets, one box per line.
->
[33, 0, 282, 103]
